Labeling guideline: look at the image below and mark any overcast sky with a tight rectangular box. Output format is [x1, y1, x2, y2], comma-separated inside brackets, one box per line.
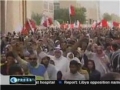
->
[100, 0, 120, 16]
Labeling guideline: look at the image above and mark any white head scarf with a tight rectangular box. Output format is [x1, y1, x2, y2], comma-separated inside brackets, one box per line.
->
[38, 51, 48, 63]
[67, 52, 74, 60]
[54, 49, 63, 55]
[53, 49, 64, 59]
[67, 52, 82, 64]
[39, 52, 48, 59]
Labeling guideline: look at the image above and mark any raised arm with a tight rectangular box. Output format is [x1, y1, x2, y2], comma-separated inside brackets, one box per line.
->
[71, 37, 89, 53]
[12, 44, 28, 67]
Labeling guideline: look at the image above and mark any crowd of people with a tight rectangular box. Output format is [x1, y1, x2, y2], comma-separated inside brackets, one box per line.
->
[1, 27, 120, 80]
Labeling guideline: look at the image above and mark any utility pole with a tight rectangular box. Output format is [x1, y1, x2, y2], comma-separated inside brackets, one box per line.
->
[97, 1, 101, 21]
[22, 0, 27, 26]
[1, 0, 5, 34]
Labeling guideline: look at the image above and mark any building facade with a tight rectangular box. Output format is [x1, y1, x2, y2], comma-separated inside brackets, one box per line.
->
[0, 0, 54, 34]
[59, 0, 81, 9]
[79, 1, 100, 22]
[0, 0, 25, 33]
[30, 1, 54, 17]
[54, 1, 60, 10]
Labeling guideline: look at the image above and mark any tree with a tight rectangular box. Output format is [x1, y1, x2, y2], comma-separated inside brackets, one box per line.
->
[103, 13, 112, 21]
[54, 9, 69, 24]
[71, 7, 86, 24]
[111, 13, 120, 22]
[31, 13, 42, 25]
[54, 7, 86, 24]
[57, 19, 64, 24]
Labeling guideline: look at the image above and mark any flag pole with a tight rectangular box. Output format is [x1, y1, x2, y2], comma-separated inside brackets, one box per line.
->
[69, 7, 71, 31]
[69, 5, 75, 28]
[27, 18, 34, 32]
[69, 6, 71, 24]
[69, 14, 71, 24]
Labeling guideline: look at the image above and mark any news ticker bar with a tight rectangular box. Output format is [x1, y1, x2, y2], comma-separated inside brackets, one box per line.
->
[36, 80, 120, 85]
[0, 75, 120, 85]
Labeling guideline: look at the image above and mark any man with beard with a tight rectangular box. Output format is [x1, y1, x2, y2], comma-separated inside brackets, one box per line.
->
[50, 49, 69, 75]
[12, 44, 49, 80]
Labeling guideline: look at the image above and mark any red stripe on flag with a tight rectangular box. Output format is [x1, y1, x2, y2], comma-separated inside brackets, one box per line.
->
[69, 5, 75, 16]
[48, 18, 53, 25]
[113, 22, 119, 27]
[102, 19, 108, 27]
[21, 27, 29, 35]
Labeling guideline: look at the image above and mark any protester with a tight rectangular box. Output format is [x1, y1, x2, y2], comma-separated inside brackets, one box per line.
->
[8, 64, 24, 75]
[110, 43, 120, 73]
[78, 62, 89, 80]
[49, 60, 55, 65]
[51, 49, 69, 75]
[1, 52, 17, 75]
[86, 60, 101, 80]
[41, 55, 57, 80]
[62, 60, 85, 80]
[12, 46, 49, 80]
[104, 43, 113, 58]
[88, 46, 110, 76]
[1, 24, 120, 81]
[67, 52, 80, 64]
[57, 71, 63, 80]
[0, 53, 6, 66]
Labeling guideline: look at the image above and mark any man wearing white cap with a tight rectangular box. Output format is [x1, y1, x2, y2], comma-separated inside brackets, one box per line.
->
[52, 49, 69, 75]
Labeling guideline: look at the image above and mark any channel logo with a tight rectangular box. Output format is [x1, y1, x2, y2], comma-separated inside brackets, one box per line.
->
[10, 77, 18, 83]
[9, 76, 36, 85]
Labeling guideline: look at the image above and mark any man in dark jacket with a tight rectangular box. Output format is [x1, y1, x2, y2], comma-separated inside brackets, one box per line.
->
[110, 43, 120, 73]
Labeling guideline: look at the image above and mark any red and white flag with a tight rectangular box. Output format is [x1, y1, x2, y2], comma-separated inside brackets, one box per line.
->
[27, 19, 37, 31]
[107, 22, 113, 28]
[97, 19, 109, 28]
[21, 26, 29, 35]
[96, 21, 102, 28]
[63, 23, 68, 29]
[113, 22, 119, 27]
[43, 18, 49, 27]
[41, 16, 53, 27]
[41, 16, 46, 25]
[21, 19, 36, 35]
[70, 24, 74, 29]
[101, 19, 109, 27]
[69, 5, 75, 16]
[92, 21, 97, 28]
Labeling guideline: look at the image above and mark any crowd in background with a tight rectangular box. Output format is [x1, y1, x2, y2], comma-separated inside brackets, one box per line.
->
[1, 27, 120, 80]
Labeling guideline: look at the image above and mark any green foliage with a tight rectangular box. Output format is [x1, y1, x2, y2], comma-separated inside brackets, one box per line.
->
[54, 7, 86, 24]
[103, 13, 112, 21]
[111, 13, 120, 22]
[57, 19, 64, 24]
[54, 8, 69, 23]
[71, 7, 86, 24]
[31, 13, 42, 25]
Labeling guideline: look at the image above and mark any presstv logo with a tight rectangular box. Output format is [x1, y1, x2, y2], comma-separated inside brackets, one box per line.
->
[9, 76, 36, 85]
